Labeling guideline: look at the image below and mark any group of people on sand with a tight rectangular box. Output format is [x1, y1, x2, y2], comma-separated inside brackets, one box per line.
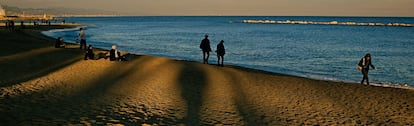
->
[55, 28, 126, 61]
[199, 34, 226, 66]
[4, 20, 15, 31]
[59, 28, 375, 85]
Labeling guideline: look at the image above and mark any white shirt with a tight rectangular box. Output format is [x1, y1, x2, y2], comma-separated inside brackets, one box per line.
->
[79, 30, 86, 40]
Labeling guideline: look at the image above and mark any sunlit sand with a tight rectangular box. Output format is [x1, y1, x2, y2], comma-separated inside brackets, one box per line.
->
[1, 25, 413, 125]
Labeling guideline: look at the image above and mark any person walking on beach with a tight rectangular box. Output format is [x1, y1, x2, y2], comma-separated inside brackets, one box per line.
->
[216, 40, 225, 66]
[78, 28, 87, 50]
[84, 45, 94, 60]
[200, 34, 212, 64]
[20, 21, 25, 29]
[5, 21, 9, 30]
[358, 53, 376, 85]
[10, 20, 15, 31]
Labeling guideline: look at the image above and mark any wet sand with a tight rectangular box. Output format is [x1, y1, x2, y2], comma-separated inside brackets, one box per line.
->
[0, 25, 413, 125]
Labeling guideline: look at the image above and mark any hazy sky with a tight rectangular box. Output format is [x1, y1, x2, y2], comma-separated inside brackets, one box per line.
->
[2, 0, 414, 16]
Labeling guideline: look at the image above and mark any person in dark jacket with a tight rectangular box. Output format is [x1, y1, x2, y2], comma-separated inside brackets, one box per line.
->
[358, 53, 376, 85]
[199, 34, 212, 64]
[109, 45, 120, 61]
[55, 37, 65, 48]
[55, 37, 62, 48]
[84, 45, 94, 60]
[216, 40, 225, 66]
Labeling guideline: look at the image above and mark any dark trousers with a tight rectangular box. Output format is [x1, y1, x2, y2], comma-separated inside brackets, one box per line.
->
[361, 68, 370, 85]
[202, 51, 210, 64]
[80, 39, 86, 50]
[217, 55, 224, 66]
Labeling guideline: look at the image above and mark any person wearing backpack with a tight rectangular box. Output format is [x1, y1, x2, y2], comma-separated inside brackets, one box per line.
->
[358, 53, 376, 85]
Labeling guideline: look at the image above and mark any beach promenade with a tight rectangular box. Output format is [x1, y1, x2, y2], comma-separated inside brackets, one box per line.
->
[0, 25, 413, 125]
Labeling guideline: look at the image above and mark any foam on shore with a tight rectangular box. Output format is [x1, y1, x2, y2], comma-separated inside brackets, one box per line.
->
[241, 19, 414, 27]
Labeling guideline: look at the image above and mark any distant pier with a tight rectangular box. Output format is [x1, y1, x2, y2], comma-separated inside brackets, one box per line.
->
[240, 19, 414, 27]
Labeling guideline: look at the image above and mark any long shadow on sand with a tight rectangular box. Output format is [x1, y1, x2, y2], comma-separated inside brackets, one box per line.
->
[0, 47, 84, 88]
[221, 68, 291, 125]
[0, 56, 142, 125]
[177, 62, 207, 125]
[0, 28, 85, 88]
[0, 28, 61, 57]
[0, 56, 197, 125]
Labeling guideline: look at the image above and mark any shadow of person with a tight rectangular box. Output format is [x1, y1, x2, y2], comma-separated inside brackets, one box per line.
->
[177, 63, 207, 125]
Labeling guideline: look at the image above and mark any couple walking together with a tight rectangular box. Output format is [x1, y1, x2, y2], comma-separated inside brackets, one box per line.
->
[200, 34, 225, 66]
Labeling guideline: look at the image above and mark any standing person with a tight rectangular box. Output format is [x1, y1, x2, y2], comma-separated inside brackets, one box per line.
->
[199, 34, 212, 64]
[84, 45, 94, 60]
[5, 21, 9, 30]
[10, 20, 15, 31]
[358, 53, 376, 85]
[216, 40, 225, 66]
[20, 21, 25, 29]
[78, 28, 87, 50]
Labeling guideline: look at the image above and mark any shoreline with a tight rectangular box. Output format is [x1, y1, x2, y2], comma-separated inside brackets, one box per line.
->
[40, 25, 414, 91]
[1, 25, 414, 125]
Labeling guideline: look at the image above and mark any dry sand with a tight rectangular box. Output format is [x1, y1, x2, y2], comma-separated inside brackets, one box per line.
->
[0, 25, 413, 125]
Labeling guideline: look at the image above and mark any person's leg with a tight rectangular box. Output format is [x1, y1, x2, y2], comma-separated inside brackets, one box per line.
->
[221, 56, 224, 66]
[81, 40, 86, 50]
[83, 40, 87, 50]
[202, 51, 206, 64]
[80, 40, 84, 49]
[361, 69, 369, 85]
[366, 70, 370, 85]
[361, 70, 365, 84]
[217, 55, 220, 66]
[206, 52, 210, 64]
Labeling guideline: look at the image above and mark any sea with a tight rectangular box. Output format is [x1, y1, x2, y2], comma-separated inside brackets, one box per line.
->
[41, 16, 414, 88]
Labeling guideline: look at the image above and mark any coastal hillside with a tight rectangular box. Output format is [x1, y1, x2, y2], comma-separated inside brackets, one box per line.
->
[2, 5, 118, 16]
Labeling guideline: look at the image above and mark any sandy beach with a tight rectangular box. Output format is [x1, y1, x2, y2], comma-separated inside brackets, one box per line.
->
[1, 25, 413, 125]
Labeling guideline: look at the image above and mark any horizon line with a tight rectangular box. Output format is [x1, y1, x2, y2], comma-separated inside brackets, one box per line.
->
[55, 15, 414, 18]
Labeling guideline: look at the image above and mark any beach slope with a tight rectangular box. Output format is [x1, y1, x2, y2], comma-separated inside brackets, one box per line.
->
[0, 26, 413, 125]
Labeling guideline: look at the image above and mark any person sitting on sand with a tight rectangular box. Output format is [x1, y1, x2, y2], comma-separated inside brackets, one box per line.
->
[109, 45, 119, 61]
[84, 45, 94, 60]
[55, 37, 65, 48]
[216, 40, 225, 66]
[109, 45, 127, 61]
[358, 53, 376, 85]
[200, 34, 212, 64]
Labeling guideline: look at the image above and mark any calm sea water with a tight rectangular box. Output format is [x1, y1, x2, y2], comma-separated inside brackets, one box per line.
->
[42, 16, 414, 87]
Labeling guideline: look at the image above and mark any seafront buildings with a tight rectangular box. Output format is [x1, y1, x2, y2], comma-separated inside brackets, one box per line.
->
[0, 3, 54, 21]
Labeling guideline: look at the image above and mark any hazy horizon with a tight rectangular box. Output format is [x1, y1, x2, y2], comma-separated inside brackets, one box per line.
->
[2, 0, 414, 17]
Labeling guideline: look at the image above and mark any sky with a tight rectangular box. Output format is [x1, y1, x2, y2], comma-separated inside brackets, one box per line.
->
[2, 0, 414, 16]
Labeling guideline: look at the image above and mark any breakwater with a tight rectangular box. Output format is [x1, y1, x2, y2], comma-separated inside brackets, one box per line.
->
[241, 19, 414, 27]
